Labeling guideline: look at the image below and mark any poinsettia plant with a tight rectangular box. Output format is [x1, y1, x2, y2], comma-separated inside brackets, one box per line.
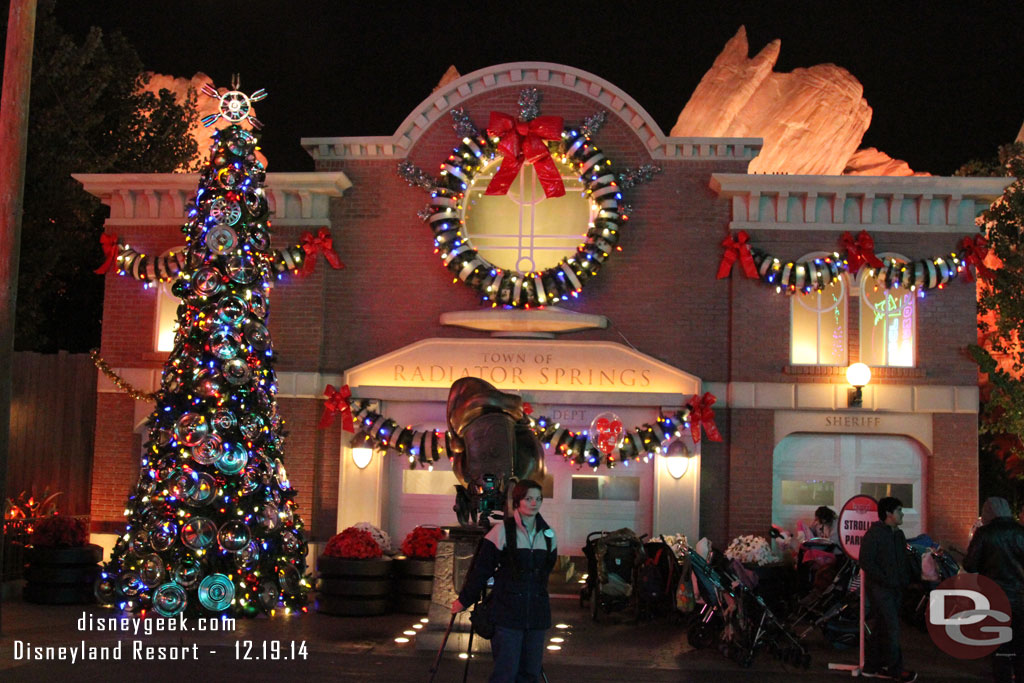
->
[30, 515, 88, 548]
[324, 526, 383, 559]
[401, 525, 445, 559]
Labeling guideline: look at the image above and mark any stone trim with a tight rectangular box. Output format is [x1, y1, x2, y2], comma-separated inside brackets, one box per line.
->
[98, 370, 976, 414]
[300, 61, 762, 162]
[73, 172, 352, 226]
[719, 380, 977, 413]
[710, 173, 1011, 233]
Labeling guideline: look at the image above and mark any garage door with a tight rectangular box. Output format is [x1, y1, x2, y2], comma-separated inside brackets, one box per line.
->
[772, 433, 926, 539]
[386, 448, 653, 556]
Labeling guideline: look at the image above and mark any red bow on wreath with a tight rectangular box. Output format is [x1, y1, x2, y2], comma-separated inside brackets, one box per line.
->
[685, 392, 722, 444]
[485, 112, 565, 199]
[716, 230, 758, 279]
[299, 228, 344, 276]
[318, 384, 355, 432]
[958, 234, 994, 282]
[840, 230, 883, 274]
[94, 233, 120, 274]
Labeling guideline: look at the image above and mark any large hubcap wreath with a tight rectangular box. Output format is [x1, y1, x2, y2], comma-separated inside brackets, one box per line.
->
[426, 129, 627, 308]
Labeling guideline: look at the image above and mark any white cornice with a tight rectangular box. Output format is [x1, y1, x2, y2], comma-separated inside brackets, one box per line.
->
[300, 62, 762, 163]
[710, 173, 1013, 233]
[73, 172, 352, 227]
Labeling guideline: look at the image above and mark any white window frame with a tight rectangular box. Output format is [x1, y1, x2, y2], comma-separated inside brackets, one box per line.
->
[857, 253, 917, 368]
[154, 280, 180, 353]
[789, 252, 849, 366]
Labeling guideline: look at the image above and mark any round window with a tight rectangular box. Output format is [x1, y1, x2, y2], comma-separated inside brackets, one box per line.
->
[463, 157, 593, 273]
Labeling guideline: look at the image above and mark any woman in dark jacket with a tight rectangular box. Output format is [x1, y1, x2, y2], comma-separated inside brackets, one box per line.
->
[965, 496, 1024, 683]
[452, 479, 557, 683]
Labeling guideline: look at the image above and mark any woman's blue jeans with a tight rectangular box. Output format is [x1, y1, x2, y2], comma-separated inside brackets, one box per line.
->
[489, 626, 546, 682]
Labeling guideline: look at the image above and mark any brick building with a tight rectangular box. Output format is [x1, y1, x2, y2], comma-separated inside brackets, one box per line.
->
[79, 62, 1009, 558]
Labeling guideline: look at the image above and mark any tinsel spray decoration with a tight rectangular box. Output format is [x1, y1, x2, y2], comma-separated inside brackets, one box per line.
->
[96, 78, 311, 618]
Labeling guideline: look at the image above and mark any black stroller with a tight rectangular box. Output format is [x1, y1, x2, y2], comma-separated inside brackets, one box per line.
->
[579, 528, 645, 621]
[788, 543, 861, 649]
[636, 537, 683, 620]
[686, 547, 810, 668]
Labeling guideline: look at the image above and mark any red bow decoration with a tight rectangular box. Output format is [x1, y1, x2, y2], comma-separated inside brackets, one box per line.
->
[94, 233, 120, 274]
[318, 384, 355, 432]
[840, 230, 883, 274]
[485, 112, 565, 198]
[685, 392, 722, 444]
[958, 234, 994, 282]
[522, 402, 533, 416]
[716, 230, 758, 279]
[299, 228, 344, 276]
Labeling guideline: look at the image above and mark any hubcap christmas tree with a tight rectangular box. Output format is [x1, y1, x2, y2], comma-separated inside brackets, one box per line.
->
[97, 79, 310, 617]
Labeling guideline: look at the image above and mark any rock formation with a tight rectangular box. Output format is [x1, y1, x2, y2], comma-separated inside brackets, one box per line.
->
[673, 27, 921, 176]
[141, 72, 258, 171]
[433, 65, 462, 92]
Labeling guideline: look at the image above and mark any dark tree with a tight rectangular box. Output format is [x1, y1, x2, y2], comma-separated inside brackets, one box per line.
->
[3, 1, 198, 351]
[959, 142, 1024, 510]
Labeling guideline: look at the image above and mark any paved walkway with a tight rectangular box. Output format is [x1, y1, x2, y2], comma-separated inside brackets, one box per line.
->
[0, 593, 989, 682]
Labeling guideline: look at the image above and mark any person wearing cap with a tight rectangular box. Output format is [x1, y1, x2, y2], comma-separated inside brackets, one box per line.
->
[965, 497, 1024, 682]
[859, 496, 917, 682]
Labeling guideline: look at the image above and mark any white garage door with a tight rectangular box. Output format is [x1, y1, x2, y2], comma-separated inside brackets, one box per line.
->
[386, 448, 653, 557]
[772, 433, 926, 539]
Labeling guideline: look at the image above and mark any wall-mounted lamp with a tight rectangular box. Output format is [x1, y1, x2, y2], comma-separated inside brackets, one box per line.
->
[665, 440, 693, 480]
[846, 362, 872, 408]
[350, 432, 374, 470]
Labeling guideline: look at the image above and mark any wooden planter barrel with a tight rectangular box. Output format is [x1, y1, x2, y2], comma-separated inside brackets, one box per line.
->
[393, 557, 435, 614]
[23, 544, 102, 605]
[316, 555, 392, 616]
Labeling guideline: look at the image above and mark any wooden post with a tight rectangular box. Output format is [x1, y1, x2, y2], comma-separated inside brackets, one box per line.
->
[0, 0, 38, 635]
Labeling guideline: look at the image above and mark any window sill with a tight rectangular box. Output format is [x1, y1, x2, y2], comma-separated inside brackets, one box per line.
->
[783, 365, 925, 379]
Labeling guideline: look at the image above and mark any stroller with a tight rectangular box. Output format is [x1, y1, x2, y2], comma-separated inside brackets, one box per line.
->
[686, 546, 810, 668]
[636, 537, 683, 620]
[901, 535, 961, 630]
[788, 543, 861, 649]
[579, 528, 645, 621]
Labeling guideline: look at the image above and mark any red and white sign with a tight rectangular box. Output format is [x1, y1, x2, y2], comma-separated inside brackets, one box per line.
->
[838, 494, 877, 561]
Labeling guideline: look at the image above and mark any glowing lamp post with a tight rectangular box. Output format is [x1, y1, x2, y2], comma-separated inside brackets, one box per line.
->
[846, 362, 872, 408]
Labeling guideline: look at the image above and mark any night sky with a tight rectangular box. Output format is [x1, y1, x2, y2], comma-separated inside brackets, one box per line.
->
[47, 1, 1024, 175]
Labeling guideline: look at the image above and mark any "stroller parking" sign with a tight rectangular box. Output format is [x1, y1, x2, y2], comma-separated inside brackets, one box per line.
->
[838, 494, 878, 561]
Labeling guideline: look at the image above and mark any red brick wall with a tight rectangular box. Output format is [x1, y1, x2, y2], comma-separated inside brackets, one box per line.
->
[929, 413, 979, 548]
[90, 392, 139, 530]
[725, 409, 776, 541]
[91, 76, 981, 548]
[314, 86, 744, 380]
[729, 229, 980, 386]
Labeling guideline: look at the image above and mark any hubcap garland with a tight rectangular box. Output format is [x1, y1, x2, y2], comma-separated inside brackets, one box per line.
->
[424, 127, 629, 308]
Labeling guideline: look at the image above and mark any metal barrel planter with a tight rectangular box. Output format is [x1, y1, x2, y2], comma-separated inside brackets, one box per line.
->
[23, 543, 103, 605]
[316, 555, 392, 616]
[392, 557, 435, 614]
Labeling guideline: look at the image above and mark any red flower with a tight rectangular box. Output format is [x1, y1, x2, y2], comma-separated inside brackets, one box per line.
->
[30, 516, 88, 548]
[323, 527, 382, 559]
[401, 526, 445, 559]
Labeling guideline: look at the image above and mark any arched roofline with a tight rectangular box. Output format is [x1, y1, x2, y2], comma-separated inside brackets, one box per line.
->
[301, 62, 761, 163]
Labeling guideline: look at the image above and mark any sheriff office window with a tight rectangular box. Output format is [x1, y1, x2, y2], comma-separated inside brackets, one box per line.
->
[858, 254, 915, 368]
[463, 157, 592, 271]
[790, 253, 848, 365]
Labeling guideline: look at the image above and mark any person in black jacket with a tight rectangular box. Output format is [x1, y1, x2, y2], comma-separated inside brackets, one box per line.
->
[859, 496, 917, 682]
[965, 496, 1024, 682]
[452, 479, 557, 683]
